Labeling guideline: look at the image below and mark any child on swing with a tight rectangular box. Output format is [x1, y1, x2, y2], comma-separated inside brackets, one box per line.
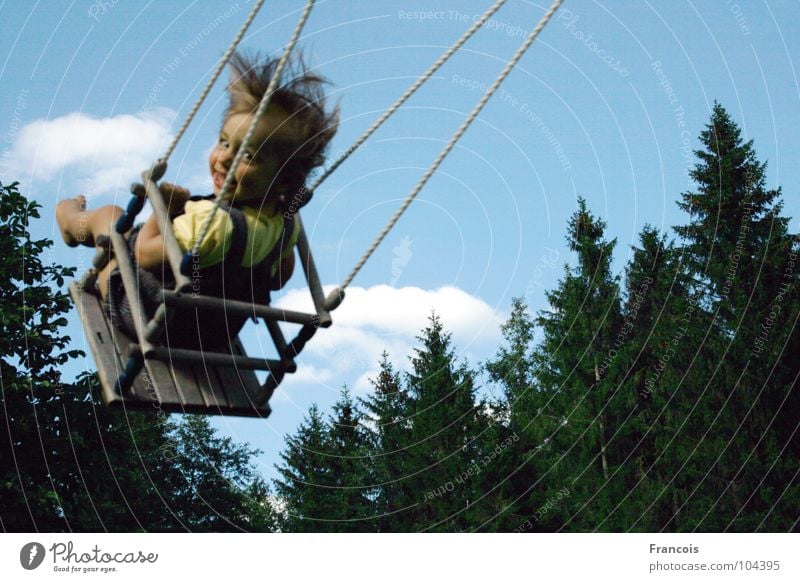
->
[56, 52, 339, 348]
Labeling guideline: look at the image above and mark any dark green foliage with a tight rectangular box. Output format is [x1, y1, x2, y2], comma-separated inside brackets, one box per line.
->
[272, 389, 379, 531]
[527, 198, 624, 531]
[0, 184, 81, 382]
[0, 182, 274, 532]
[274, 317, 489, 532]
[482, 298, 539, 531]
[1, 181, 82, 530]
[273, 404, 335, 531]
[674, 103, 791, 322]
[402, 314, 485, 531]
[669, 102, 800, 531]
[5, 100, 797, 533]
[274, 105, 800, 531]
[161, 415, 278, 532]
[601, 225, 702, 530]
[272, 104, 797, 531]
[360, 354, 414, 531]
[322, 387, 375, 530]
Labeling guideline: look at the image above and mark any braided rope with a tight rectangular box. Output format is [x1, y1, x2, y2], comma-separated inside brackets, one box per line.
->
[308, 0, 510, 193]
[161, 0, 267, 164]
[339, 0, 564, 290]
[190, 0, 316, 257]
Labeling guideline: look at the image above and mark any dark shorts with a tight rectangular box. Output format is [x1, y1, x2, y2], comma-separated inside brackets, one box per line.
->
[103, 226, 242, 350]
[104, 225, 163, 339]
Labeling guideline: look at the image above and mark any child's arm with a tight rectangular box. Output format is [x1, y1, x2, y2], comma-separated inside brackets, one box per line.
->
[135, 183, 190, 270]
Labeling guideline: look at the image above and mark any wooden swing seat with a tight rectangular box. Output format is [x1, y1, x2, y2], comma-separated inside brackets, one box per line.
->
[70, 281, 270, 417]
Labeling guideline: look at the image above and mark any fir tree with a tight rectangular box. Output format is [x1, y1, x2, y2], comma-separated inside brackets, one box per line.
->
[273, 404, 333, 531]
[486, 298, 537, 414]
[602, 225, 703, 530]
[674, 103, 792, 327]
[530, 197, 623, 531]
[671, 103, 799, 531]
[323, 386, 375, 530]
[483, 298, 540, 531]
[360, 352, 414, 531]
[404, 313, 482, 531]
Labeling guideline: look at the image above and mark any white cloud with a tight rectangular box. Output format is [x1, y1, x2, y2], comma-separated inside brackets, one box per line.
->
[272, 285, 505, 394]
[1, 108, 175, 197]
[277, 284, 504, 340]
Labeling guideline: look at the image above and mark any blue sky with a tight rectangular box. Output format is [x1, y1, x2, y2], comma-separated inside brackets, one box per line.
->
[2, 0, 799, 483]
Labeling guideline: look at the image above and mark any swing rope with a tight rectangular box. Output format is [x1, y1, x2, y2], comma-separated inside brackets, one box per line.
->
[160, 0, 267, 164]
[189, 0, 316, 259]
[83, 1, 566, 411]
[153, 0, 560, 302]
[308, 0, 510, 193]
[338, 0, 564, 291]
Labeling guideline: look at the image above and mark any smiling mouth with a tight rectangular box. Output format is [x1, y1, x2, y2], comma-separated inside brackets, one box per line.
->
[214, 172, 237, 194]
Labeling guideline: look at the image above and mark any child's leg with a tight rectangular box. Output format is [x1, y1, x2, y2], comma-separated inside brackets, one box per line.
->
[56, 195, 123, 247]
[96, 259, 116, 301]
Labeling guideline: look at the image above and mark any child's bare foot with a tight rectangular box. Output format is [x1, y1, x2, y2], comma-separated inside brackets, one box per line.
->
[56, 195, 93, 247]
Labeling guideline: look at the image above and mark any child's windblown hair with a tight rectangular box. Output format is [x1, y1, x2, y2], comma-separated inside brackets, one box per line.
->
[226, 51, 339, 204]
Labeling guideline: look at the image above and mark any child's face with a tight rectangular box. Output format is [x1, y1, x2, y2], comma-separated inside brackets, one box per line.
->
[209, 106, 295, 205]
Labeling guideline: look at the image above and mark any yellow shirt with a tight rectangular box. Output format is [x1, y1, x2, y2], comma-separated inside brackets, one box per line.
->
[172, 200, 299, 275]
